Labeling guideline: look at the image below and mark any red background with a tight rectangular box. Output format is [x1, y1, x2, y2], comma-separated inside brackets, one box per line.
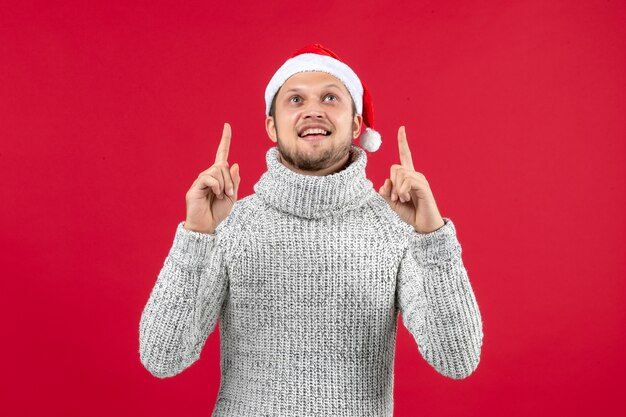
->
[1, 1, 624, 416]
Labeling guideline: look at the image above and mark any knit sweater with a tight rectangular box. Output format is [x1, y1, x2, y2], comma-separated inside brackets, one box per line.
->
[139, 144, 484, 416]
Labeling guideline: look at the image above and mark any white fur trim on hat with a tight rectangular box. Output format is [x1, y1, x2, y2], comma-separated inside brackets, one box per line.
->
[264, 53, 364, 116]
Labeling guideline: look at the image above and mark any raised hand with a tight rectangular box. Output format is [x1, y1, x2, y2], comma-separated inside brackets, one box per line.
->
[378, 126, 445, 234]
[184, 123, 241, 234]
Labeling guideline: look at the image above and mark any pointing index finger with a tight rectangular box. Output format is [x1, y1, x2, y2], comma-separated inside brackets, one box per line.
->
[398, 126, 414, 169]
[215, 122, 231, 162]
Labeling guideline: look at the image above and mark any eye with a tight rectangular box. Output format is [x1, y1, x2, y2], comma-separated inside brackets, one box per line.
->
[324, 94, 337, 102]
[290, 96, 301, 103]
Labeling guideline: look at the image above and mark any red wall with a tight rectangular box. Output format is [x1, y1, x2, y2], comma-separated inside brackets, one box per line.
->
[1, 1, 624, 415]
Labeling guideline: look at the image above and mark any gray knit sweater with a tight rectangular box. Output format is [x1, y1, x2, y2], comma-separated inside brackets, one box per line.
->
[139, 144, 483, 416]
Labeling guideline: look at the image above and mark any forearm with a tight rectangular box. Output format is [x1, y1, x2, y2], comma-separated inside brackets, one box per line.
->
[139, 222, 225, 378]
[399, 218, 484, 379]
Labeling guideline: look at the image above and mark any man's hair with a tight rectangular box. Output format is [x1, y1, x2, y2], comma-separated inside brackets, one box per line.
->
[269, 85, 357, 119]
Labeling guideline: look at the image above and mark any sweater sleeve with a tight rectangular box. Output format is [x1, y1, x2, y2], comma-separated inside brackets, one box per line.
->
[139, 221, 229, 378]
[396, 217, 484, 379]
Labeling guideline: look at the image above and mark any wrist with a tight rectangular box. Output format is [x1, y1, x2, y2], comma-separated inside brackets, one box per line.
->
[183, 221, 215, 235]
[413, 217, 446, 234]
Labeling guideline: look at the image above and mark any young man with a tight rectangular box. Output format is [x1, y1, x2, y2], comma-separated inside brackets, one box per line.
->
[139, 44, 484, 416]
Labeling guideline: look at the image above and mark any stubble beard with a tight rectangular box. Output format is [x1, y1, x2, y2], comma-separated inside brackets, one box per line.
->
[275, 131, 353, 173]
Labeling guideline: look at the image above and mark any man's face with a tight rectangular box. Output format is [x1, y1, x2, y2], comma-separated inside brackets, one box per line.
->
[265, 71, 363, 174]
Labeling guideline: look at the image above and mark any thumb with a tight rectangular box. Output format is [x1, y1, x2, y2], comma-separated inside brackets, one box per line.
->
[230, 163, 240, 199]
[378, 178, 392, 204]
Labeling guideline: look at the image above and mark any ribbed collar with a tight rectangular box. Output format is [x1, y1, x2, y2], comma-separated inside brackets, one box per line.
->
[254, 144, 374, 219]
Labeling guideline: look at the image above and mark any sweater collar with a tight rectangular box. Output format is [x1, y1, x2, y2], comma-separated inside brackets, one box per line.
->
[254, 144, 374, 219]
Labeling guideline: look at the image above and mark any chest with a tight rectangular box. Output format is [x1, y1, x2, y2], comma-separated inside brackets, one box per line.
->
[226, 215, 401, 313]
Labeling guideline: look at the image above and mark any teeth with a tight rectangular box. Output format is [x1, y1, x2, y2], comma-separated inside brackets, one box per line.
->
[300, 128, 329, 137]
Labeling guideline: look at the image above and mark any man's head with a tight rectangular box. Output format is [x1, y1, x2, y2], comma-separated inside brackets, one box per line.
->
[264, 44, 382, 175]
[265, 71, 362, 175]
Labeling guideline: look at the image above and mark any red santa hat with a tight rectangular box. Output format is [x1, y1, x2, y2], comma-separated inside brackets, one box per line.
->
[264, 43, 382, 152]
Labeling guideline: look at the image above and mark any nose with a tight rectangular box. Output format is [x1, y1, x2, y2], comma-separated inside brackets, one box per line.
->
[302, 100, 325, 118]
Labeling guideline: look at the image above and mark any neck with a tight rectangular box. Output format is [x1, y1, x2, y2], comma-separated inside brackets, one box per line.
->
[253, 144, 374, 219]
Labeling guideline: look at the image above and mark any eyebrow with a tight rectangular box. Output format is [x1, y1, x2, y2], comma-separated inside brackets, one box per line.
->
[283, 83, 344, 94]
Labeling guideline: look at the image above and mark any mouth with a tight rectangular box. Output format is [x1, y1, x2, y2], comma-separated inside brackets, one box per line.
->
[298, 128, 332, 141]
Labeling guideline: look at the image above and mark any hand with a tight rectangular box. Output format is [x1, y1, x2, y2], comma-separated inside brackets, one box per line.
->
[184, 123, 241, 234]
[378, 126, 445, 234]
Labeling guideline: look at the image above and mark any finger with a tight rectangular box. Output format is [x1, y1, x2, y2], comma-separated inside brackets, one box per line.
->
[230, 163, 240, 199]
[215, 165, 227, 199]
[215, 122, 232, 162]
[390, 165, 400, 202]
[220, 163, 234, 197]
[393, 169, 408, 202]
[397, 175, 414, 203]
[378, 178, 392, 203]
[398, 126, 414, 170]
[196, 174, 220, 197]
[202, 167, 224, 199]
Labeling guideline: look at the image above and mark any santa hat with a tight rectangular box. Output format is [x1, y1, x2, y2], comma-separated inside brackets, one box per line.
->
[264, 43, 382, 152]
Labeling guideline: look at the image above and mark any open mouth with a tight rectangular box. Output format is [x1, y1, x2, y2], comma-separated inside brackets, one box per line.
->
[298, 128, 332, 140]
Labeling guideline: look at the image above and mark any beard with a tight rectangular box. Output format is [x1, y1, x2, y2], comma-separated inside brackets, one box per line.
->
[275, 132, 353, 173]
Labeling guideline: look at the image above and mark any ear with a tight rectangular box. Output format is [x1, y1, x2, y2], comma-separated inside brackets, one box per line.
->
[265, 116, 278, 143]
[352, 113, 363, 139]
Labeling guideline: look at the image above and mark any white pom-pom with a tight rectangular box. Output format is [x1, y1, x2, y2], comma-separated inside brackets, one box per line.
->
[360, 127, 382, 152]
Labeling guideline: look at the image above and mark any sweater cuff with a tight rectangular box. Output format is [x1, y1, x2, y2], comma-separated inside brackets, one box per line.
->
[168, 221, 217, 270]
[411, 217, 461, 265]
